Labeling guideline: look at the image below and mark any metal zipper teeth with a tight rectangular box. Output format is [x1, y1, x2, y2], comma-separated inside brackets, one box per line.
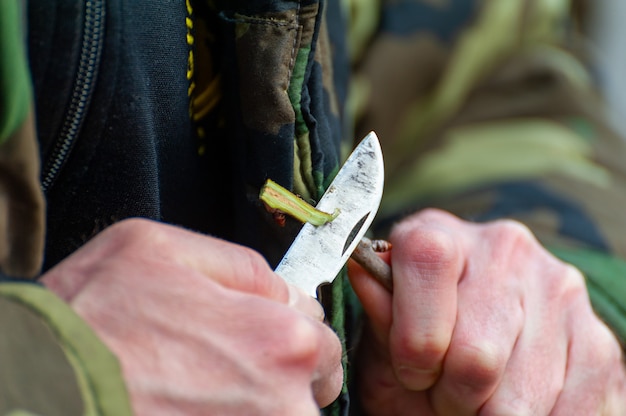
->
[41, 0, 106, 193]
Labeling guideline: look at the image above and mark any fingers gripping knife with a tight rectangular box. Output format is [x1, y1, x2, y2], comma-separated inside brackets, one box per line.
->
[274, 132, 386, 298]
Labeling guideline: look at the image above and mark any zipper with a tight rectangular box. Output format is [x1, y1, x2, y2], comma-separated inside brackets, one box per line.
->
[41, 0, 106, 193]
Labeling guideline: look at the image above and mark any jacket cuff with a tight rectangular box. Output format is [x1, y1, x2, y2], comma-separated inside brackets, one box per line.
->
[0, 283, 132, 415]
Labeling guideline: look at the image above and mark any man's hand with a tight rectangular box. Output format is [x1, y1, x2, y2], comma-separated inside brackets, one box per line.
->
[349, 208, 626, 415]
[42, 218, 343, 416]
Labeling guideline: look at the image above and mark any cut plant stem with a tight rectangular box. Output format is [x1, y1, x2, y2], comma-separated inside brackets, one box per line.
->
[260, 179, 339, 226]
[260, 179, 393, 292]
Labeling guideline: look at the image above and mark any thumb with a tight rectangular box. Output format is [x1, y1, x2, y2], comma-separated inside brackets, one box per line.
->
[287, 284, 326, 321]
[348, 253, 393, 334]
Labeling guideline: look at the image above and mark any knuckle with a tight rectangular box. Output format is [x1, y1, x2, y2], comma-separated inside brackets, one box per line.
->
[394, 330, 449, 365]
[544, 261, 587, 305]
[416, 207, 456, 222]
[476, 220, 545, 280]
[559, 263, 586, 294]
[101, 218, 161, 251]
[279, 316, 322, 365]
[586, 318, 622, 366]
[485, 400, 534, 416]
[451, 340, 506, 392]
[483, 219, 536, 253]
[233, 245, 280, 294]
[492, 218, 534, 238]
[397, 225, 460, 269]
[237, 244, 271, 276]
[107, 217, 155, 236]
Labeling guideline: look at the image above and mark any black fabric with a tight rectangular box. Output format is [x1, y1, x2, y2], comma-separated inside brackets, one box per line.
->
[29, 0, 217, 270]
[27, 0, 328, 271]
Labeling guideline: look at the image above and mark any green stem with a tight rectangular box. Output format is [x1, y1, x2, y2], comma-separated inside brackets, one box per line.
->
[260, 179, 339, 226]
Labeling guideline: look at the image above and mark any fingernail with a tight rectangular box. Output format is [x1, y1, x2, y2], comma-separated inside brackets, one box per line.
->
[395, 366, 440, 391]
[288, 284, 325, 321]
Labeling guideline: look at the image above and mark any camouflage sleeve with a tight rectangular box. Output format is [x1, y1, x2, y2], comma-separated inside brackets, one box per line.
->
[351, 0, 626, 346]
[0, 282, 133, 416]
[0, 1, 132, 414]
[0, 0, 45, 279]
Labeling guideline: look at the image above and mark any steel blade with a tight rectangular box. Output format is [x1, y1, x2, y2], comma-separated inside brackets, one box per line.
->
[275, 132, 384, 297]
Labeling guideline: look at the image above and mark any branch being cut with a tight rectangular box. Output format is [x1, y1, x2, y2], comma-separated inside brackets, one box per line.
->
[260, 179, 393, 291]
[260, 179, 339, 226]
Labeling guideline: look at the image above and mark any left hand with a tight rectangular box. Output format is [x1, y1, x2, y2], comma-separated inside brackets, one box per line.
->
[41, 219, 343, 415]
[349, 208, 626, 415]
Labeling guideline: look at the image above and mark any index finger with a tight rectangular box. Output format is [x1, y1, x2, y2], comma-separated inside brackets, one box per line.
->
[45, 218, 292, 305]
[388, 209, 465, 391]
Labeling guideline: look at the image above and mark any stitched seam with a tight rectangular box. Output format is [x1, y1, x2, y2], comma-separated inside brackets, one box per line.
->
[220, 12, 298, 28]
[287, 2, 302, 91]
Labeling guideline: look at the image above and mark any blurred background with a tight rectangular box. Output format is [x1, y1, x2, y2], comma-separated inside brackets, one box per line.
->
[587, 0, 626, 138]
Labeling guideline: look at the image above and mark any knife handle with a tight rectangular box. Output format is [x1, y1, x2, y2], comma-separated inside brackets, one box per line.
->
[352, 238, 393, 292]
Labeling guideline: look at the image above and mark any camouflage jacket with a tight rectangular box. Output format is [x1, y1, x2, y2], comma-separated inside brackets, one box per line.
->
[1, 0, 624, 415]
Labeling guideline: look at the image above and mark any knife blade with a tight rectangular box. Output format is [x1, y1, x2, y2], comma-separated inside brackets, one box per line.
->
[274, 132, 385, 298]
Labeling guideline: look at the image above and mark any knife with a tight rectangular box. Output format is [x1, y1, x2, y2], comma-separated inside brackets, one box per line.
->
[274, 132, 385, 298]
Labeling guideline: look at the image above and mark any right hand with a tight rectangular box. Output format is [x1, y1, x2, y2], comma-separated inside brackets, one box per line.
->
[41, 218, 343, 415]
[348, 209, 626, 415]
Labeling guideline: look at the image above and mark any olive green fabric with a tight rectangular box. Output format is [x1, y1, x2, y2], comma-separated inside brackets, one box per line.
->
[0, 0, 31, 143]
[4, 410, 40, 416]
[0, 0, 44, 279]
[0, 113, 45, 279]
[0, 284, 132, 416]
[0, 292, 84, 415]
